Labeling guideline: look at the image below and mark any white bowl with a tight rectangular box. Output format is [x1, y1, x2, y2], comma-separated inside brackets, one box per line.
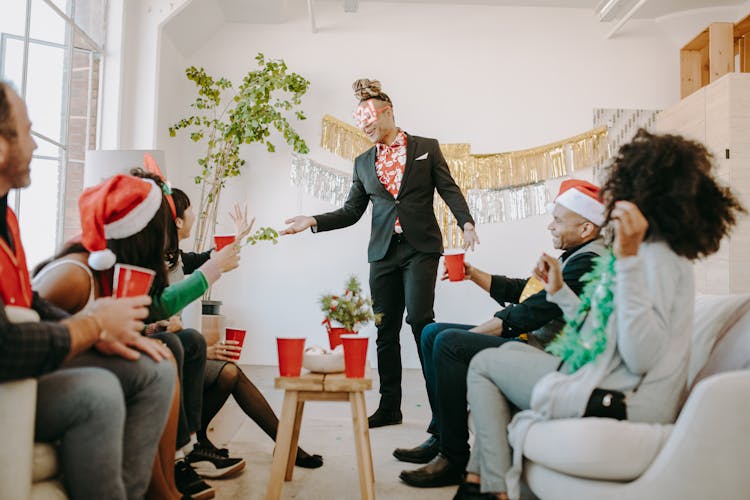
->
[303, 346, 345, 373]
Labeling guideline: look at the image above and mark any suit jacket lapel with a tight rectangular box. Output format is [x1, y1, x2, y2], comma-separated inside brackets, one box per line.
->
[363, 146, 391, 198]
[398, 133, 417, 198]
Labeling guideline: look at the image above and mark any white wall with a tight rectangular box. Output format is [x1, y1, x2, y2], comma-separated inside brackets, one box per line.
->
[114, 1, 749, 368]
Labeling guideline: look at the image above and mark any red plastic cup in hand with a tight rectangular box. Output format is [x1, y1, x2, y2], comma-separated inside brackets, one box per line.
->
[113, 264, 156, 298]
[443, 249, 466, 282]
[213, 234, 236, 251]
[341, 334, 369, 378]
[224, 328, 246, 361]
[277, 337, 306, 377]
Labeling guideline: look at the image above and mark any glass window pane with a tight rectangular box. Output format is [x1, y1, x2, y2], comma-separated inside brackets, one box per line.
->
[0, 2, 28, 38]
[33, 135, 62, 158]
[17, 158, 60, 270]
[26, 41, 65, 144]
[30, 0, 68, 45]
[73, 0, 105, 48]
[0, 36, 24, 89]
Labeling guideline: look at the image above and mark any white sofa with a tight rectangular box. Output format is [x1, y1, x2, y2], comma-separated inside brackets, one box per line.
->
[522, 294, 750, 500]
[0, 379, 67, 500]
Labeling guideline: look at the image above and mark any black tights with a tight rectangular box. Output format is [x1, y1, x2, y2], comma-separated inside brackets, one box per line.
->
[199, 363, 322, 468]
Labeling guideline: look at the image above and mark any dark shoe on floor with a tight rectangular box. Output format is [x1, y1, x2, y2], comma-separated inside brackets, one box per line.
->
[187, 444, 246, 479]
[295, 451, 324, 469]
[175, 460, 216, 500]
[453, 481, 497, 500]
[399, 454, 464, 488]
[393, 435, 440, 464]
[368, 408, 403, 428]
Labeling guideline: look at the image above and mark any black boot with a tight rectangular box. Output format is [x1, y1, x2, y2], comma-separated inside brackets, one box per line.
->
[368, 407, 403, 428]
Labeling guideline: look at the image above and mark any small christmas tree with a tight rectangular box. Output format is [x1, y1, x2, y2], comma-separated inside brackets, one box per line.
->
[319, 276, 382, 332]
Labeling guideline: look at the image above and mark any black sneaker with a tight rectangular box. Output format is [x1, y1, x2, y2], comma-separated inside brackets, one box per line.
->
[174, 460, 216, 499]
[187, 444, 246, 479]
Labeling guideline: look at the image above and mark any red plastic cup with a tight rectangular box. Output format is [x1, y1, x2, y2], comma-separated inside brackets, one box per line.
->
[443, 249, 466, 282]
[341, 334, 369, 378]
[113, 264, 156, 298]
[213, 234, 236, 251]
[224, 328, 246, 361]
[327, 327, 355, 350]
[277, 337, 306, 377]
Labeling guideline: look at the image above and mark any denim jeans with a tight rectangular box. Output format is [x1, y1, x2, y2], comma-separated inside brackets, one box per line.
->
[420, 322, 518, 467]
[36, 367, 128, 499]
[62, 349, 176, 499]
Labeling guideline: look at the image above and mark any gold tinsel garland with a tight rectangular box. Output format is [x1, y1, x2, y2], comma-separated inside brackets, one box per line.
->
[317, 115, 610, 248]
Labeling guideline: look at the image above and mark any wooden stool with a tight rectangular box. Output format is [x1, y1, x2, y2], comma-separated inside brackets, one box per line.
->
[265, 370, 375, 500]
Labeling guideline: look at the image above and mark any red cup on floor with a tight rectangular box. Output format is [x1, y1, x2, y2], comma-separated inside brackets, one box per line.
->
[224, 328, 246, 361]
[277, 337, 306, 377]
[341, 334, 369, 378]
[443, 249, 466, 282]
[113, 264, 156, 298]
[213, 234, 236, 251]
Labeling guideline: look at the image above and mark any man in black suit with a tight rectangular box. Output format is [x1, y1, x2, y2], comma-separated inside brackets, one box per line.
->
[282, 79, 479, 428]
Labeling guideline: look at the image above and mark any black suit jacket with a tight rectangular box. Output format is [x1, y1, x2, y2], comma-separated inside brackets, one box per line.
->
[313, 133, 474, 262]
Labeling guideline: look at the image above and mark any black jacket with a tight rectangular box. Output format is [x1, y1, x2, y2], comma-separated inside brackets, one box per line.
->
[313, 133, 474, 262]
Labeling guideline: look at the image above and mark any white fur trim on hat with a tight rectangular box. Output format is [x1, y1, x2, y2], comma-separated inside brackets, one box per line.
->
[555, 188, 605, 226]
[88, 249, 117, 271]
[103, 179, 163, 239]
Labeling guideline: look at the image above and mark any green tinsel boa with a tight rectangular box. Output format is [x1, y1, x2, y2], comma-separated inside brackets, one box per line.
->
[546, 249, 617, 372]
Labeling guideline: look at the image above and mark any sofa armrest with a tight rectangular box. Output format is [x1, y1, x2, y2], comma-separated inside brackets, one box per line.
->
[0, 378, 37, 500]
[630, 370, 750, 499]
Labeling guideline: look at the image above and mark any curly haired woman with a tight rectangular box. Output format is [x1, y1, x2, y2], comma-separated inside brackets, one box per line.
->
[454, 130, 746, 500]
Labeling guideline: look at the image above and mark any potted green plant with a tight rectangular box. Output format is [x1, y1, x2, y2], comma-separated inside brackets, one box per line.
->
[169, 53, 309, 254]
[320, 276, 382, 349]
[169, 53, 309, 314]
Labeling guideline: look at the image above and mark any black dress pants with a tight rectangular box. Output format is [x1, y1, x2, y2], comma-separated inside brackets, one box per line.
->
[369, 234, 440, 411]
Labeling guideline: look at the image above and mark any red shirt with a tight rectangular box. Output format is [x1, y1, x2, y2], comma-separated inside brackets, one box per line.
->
[375, 130, 407, 233]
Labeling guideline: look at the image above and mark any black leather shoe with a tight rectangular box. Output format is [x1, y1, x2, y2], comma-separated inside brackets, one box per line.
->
[393, 435, 440, 463]
[399, 454, 464, 488]
[368, 408, 402, 428]
[453, 481, 496, 500]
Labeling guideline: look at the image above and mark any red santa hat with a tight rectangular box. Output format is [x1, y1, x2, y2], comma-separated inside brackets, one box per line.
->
[79, 174, 163, 270]
[550, 179, 605, 226]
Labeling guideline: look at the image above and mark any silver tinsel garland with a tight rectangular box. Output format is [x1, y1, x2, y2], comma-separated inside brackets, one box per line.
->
[290, 154, 352, 207]
[466, 183, 549, 224]
[290, 154, 550, 225]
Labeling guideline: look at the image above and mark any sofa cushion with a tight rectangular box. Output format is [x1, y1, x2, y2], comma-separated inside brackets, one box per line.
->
[32, 443, 59, 482]
[524, 418, 672, 481]
[30, 480, 68, 500]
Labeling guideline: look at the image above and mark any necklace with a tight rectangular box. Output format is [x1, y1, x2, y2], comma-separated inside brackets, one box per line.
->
[546, 249, 616, 372]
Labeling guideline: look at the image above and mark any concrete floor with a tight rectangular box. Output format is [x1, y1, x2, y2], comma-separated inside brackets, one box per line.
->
[205, 365, 458, 500]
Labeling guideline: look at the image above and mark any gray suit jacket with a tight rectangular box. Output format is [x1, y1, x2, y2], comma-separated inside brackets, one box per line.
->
[313, 133, 474, 262]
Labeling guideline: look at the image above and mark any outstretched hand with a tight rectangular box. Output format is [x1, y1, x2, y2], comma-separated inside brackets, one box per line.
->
[229, 203, 255, 241]
[280, 215, 317, 236]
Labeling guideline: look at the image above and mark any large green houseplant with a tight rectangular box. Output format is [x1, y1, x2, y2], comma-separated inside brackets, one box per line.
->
[169, 53, 310, 252]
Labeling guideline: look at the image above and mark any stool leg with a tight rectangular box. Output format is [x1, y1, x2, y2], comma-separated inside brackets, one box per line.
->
[350, 391, 376, 499]
[266, 390, 298, 500]
[285, 400, 305, 481]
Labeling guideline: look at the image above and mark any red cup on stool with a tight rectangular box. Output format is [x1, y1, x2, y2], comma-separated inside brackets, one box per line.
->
[113, 264, 156, 298]
[277, 337, 306, 377]
[443, 249, 466, 282]
[213, 234, 236, 251]
[341, 334, 369, 378]
[224, 328, 246, 361]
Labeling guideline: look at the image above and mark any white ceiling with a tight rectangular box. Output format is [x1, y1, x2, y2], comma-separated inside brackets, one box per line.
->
[161, 0, 749, 56]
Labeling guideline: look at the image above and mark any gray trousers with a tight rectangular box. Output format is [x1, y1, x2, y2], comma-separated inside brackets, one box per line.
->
[466, 342, 559, 493]
[35, 351, 175, 500]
